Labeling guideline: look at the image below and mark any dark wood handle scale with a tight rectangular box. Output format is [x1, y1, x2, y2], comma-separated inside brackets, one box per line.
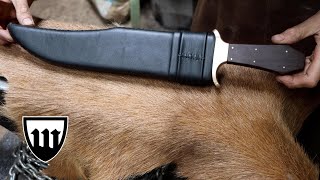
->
[227, 44, 305, 74]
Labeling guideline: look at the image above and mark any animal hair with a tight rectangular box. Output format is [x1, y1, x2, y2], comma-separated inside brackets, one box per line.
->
[0, 20, 319, 179]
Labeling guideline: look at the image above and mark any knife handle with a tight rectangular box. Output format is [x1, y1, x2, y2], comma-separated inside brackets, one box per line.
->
[227, 44, 306, 74]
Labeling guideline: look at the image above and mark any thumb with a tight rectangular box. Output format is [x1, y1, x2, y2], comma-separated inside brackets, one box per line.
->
[272, 27, 305, 44]
[272, 11, 320, 44]
[11, 0, 34, 26]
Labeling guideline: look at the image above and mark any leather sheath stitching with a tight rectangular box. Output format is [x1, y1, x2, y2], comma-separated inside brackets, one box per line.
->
[178, 53, 204, 61]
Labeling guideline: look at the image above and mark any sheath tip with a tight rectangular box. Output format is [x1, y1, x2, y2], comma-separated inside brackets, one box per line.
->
[7, 23, 19, 39]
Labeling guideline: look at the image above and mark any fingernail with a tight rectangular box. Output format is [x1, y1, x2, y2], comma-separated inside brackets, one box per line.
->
[23, 18, 34, 25]
[272, 34, 285, 42]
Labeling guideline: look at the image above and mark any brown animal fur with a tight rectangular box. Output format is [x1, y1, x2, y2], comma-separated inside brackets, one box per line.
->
[0, 20, 319, 179]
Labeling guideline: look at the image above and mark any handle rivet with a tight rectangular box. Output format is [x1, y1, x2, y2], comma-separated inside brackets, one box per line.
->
[286, 50, 288, 53]
[255, 48, 258, 51]
[283, 66, 286, 69]
[231, 47, 234, 49]
[253, 60, 256, 63]
[230, 58, 233, 61]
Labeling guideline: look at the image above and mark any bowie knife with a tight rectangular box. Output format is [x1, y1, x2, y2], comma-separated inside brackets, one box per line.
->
[8, 23, 305, 87]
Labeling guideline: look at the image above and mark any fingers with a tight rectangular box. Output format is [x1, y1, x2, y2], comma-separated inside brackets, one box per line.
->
[273, 11, 320, 88]
[0, 0, 13, 3]
[0, 23, 13, 44]
[277, 44, 320, 88]
[276, 61, 313, 89]
[11, 0, 34, 26]
[0, 29, 13, 42]
[272, 11, 320, 44]
[272, 27, 305, 44]
[0, 0, 34, 45]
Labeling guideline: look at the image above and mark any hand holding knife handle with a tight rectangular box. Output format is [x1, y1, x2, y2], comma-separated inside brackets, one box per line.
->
[212, 30, 306, 87]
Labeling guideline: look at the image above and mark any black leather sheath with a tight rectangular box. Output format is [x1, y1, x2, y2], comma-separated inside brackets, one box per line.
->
[8, 24, 215, 85]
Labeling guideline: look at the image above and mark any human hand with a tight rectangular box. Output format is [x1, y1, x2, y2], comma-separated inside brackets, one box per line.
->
[0, 0, 34, 45]
[272, 11, 320, 88]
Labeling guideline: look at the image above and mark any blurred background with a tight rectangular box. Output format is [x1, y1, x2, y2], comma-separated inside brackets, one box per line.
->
[30, 0, 197, 30]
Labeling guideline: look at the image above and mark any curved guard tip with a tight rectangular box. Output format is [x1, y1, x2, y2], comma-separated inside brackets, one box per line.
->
[212, 29, 229, 88]
[213, 77, 221, 87]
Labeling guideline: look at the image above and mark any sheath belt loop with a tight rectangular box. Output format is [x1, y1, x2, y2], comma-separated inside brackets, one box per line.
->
[169, 32, 215, 85]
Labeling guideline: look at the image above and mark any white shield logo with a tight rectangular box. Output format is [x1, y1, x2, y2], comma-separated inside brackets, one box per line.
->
[23, 116, 68, 162]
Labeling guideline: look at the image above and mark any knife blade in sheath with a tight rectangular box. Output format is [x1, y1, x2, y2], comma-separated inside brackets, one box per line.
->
[8, 24, 305, 87]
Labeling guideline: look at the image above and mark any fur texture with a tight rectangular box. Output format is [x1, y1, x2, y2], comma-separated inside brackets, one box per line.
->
[0, 20, 319, 179]
[127, 163, 185, 180]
